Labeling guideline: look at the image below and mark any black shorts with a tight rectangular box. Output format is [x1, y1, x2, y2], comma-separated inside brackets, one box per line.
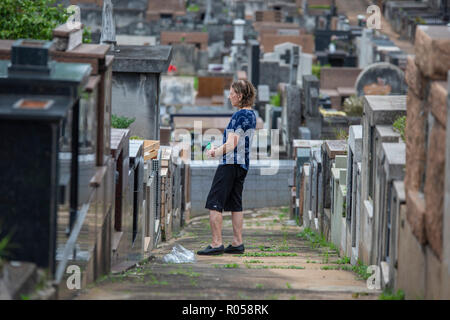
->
[205, 164, 248, 213]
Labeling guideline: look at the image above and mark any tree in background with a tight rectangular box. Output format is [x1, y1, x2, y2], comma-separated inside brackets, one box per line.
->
[0, 0, 91, 43]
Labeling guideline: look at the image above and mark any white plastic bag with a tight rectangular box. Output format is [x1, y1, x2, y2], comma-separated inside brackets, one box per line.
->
[162, 244, 196, 264]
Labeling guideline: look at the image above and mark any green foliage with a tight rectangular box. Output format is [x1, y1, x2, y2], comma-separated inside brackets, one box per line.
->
[312, 63, 331, 79]
[379, 289, 405, 300]
[237, 252, 298, 257]
[270, 93, 281, 107]
[297, 227, 339, 254]
[169, 266, 200, 278]
[343, 95, 364, 117]
[111, 114, 136, 129]
[130, 136, 144, 140]
[246, 265, 305, 270]
[352, 260, 370, 280]
[82, 27, 92, 44]
[193, 77, 199, 91]
[393, 115, 406, 142]
[214, 263, 239, 268]
[0, 234, 11, 261]
[322, 250, 329, 264]
[0, 0, 91, 43]
[186, 4, 199, 12]
[244, 260, 263, 264]
[320, 265, 340, 270]
[0, 222, 14, 262]
[414, 16, 426, 25]
[334, 256, 351, 265]
[334, 128, 349, 141]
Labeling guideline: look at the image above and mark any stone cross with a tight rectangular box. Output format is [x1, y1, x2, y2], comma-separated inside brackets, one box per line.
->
[100, 0, 117, 50]
[280, 49, 291, 65]
[204, 0, 212, 25]
[289, 46, 299, 86]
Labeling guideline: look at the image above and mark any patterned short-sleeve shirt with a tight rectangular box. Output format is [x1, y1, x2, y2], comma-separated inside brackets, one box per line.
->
[222, 109, 257, 170]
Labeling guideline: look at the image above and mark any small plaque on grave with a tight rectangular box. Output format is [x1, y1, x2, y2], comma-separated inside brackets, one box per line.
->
[363, 78, 392, 95]
[258, 85, 270, 102]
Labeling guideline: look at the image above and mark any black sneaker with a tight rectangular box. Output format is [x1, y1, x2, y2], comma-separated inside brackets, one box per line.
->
[197, 245, 224, 255]
[224, 244, 245, 254]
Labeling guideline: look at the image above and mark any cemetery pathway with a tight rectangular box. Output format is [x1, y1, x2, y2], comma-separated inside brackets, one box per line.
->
[74, 207, 380, 300]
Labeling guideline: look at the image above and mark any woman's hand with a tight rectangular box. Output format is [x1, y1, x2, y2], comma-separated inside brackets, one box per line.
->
[206, 148, 216, 158]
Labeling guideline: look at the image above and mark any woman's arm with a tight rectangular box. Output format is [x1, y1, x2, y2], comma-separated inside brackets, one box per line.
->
[209, 132, 240, 158]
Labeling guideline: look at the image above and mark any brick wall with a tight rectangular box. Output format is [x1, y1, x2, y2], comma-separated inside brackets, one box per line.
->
[160, 32, 208, 50]
[319, 67, 362, 90]
[254, 10, 282, 22]
[399, 25, 450, 299]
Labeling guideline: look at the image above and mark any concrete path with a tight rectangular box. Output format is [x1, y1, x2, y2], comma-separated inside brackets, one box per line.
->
[74, 207, 380, 300]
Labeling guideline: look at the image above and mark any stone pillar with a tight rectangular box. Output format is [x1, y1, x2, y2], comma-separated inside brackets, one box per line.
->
[231, 19, 246, 72]
[286, 85, 301, 159]
[358, 28, 373, 69]
[443, 70, 450, 298]
[399, 25, 450, 299]
[330, 155, 347, 251]
[346, 125, 362, 265]
[247, 40, 260, 88]
[286, 46, 301, 159]
[111, 45, 172, 140]
[204, 0, 213, 25]
[321, 140, 347, 241]
[375, 143, 405, 281]
[360, 95, 406, 265]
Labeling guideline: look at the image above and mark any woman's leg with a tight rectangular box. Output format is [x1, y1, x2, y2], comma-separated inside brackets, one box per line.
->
[231, 211, 243, 246]
[210, 210, 223, 247]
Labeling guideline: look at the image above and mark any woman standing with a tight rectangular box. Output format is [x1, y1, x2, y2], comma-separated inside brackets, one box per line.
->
[197, 79, 257, 255]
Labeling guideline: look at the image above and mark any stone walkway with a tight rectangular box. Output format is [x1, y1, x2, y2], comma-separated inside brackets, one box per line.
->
[74, 207, 380, 300]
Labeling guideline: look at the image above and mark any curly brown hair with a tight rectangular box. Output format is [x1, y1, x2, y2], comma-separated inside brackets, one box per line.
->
[231, 79, 257, 108]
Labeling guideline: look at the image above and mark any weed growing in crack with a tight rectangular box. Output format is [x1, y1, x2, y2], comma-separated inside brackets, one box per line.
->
[238, 252, 298, 257]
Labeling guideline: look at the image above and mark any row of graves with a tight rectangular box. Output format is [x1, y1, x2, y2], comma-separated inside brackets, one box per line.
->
[64, 0, 232, 37]
[65, 0, 238, 65]
[288, 25, 450, 299]
[383, 0, 449, 43]
[291, 96, 407, 293]
[256, 39, 407, 158]
[357, 28, 409, 71]
[240, 2, 362, 157]
[0, 23, 192, 299]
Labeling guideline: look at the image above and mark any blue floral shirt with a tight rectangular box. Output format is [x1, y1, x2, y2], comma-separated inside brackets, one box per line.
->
[222, 109, 257, 170]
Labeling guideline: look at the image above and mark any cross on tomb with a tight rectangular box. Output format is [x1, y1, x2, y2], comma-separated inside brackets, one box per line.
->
[280, 49, 291, 65]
